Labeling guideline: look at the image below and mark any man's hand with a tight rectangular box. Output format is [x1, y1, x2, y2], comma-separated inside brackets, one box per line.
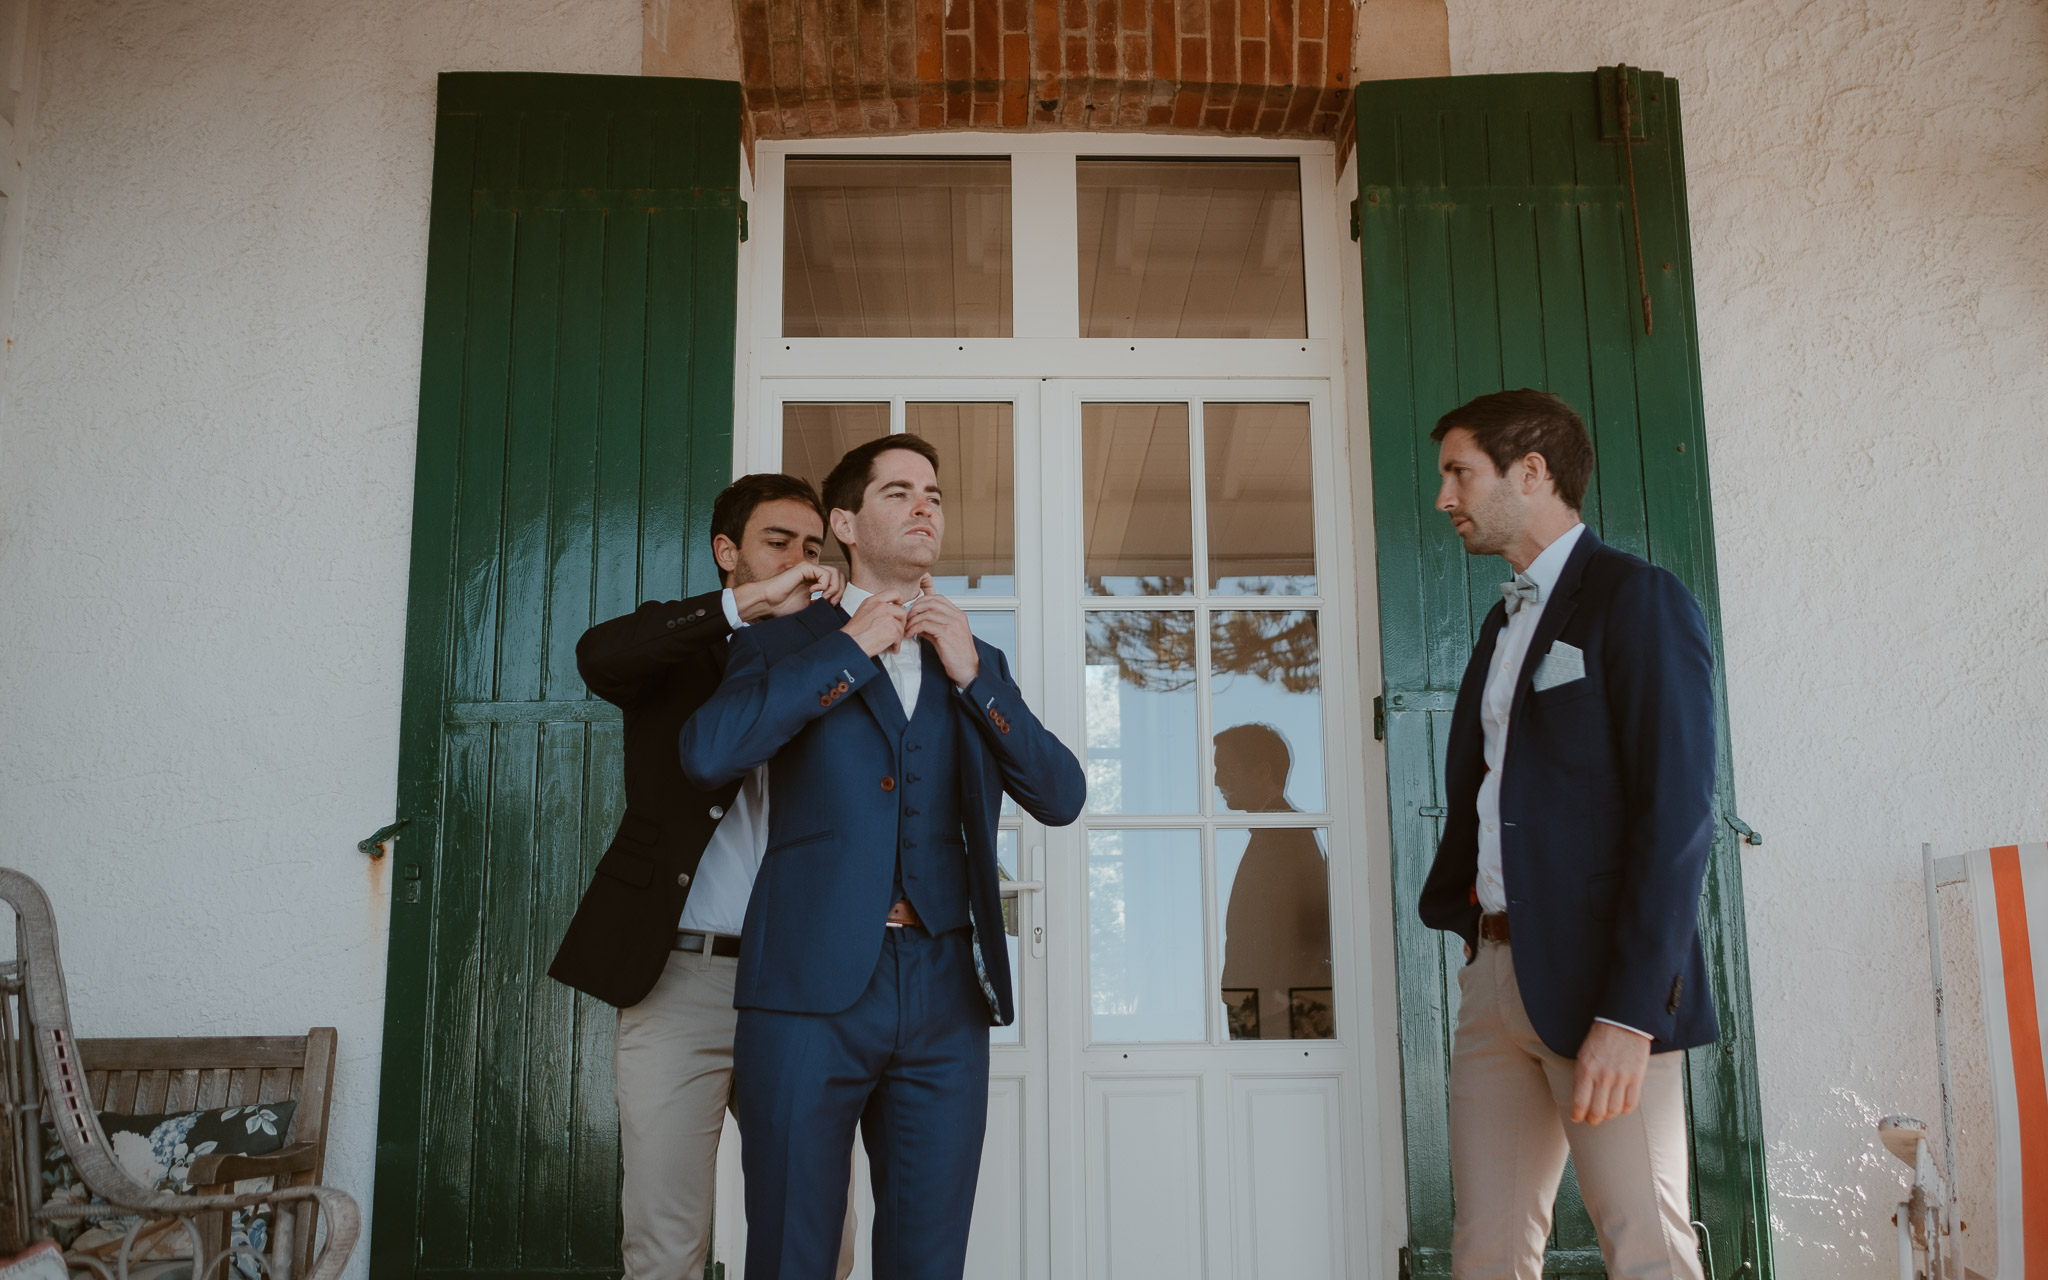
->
[906, 575, 980, 687]
[734, 562, 846, 622]
[842, 589, 908, 657]
[1570, 1022, 1652, 1126]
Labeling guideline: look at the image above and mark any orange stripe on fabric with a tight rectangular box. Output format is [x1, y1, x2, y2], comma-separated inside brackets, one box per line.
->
[1989, 843, 2048, 1275]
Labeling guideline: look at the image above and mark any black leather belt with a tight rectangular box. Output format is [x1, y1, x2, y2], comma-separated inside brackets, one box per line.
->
[1478, 912, 1511, 944]
[674, 930, 742, 958]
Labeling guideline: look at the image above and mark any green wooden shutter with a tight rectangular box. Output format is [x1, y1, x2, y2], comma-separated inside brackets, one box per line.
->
[1356, 70, 1773, 1280]
[372, 72, 740, 1280]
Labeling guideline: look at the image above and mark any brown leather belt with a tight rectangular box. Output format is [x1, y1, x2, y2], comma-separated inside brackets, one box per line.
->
[1478, 912, 1512, 944]
[885, 899, 923, 930]
[674, 930, 743, 958]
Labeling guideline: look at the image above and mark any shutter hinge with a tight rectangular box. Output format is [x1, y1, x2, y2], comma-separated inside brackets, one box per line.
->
[1349, 197, 1361, 242]
[1373, 694, 1385, 741]
[739, 199, 749, 242]
[1725, 813, 1763, 847]
[1398, 1245, 1413, 1280]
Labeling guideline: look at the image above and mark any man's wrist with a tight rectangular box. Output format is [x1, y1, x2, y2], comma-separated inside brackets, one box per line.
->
[722, 586, 749, 629]
[1593, 1017, 1653, 1041]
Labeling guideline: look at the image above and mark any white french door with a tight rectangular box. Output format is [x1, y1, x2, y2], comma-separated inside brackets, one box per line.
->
[716, 130, 1386, 1280]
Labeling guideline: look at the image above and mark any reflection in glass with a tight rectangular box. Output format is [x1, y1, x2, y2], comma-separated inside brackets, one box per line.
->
[1085, 610, 1196, 814]
[1078, 158, 1306, 339]
[1089, 829, 1205, 1043]
[993, 828, 1022, 1046]
[1082, 403, 1193, 596]
[784, 157, 1012, 338]
[1205, 403, 1316, 595]
[783, 402, 887, 506]
[908, 403, 1014, 594]
[1216, 827, 1333, 1041]
[1210, 611, 1323, 813]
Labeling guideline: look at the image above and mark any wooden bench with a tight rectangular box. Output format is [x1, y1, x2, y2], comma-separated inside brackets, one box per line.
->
[73, 1030, 338, 1276]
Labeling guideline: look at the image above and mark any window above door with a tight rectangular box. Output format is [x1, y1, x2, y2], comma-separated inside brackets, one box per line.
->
[746, 133, 1342, 381]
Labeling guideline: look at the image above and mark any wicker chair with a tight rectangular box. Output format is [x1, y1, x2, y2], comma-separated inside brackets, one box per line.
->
[0, 869, 359, 1280]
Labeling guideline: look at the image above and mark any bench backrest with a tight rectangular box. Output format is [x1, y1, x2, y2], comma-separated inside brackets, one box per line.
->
[75, 1029, 336, 1178]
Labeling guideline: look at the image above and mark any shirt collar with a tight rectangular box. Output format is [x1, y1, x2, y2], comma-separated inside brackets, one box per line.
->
[841, 581, 872, 615]
[1520, 522, 1586, 603]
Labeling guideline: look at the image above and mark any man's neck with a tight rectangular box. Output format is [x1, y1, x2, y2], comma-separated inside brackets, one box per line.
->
[849, 566, 924, 599]
[1500, 509, 1582, 574]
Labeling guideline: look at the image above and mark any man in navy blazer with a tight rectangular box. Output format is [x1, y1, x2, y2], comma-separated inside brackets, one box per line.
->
[1420, 389, 1716, 1280]
[680, 434, 1084, 1280]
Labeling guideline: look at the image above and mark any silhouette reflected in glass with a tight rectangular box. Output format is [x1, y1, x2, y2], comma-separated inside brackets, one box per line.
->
[1215, 723, 1333, 1040]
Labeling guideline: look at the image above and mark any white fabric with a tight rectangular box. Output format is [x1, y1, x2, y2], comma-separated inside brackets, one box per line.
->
[677, 586, 767, 934]
[1474, 523, 1584, 913]
[840, 581, 923, 717]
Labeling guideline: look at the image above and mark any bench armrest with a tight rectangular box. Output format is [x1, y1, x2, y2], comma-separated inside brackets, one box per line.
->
[189, 1141, 320, 1187]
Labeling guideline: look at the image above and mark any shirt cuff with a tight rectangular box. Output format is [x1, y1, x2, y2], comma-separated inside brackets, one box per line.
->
[1594, 1017, 1653, 1040]
[721, 587, 745, 631]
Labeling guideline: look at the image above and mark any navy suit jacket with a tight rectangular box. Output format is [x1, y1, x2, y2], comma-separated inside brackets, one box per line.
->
[678, 601, 1085, 1022]
[1419, 530, 1721, 1056]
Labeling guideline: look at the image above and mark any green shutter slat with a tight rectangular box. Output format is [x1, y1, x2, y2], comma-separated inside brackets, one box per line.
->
[376, 72, 741, 1279]
[1359, 71, 1773, 1280]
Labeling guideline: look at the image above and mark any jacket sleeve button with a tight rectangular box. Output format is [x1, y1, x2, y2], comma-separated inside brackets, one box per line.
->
[709, 805, 725, 820]
[676, 872, 692, 888]
[695, 608, 706, 617]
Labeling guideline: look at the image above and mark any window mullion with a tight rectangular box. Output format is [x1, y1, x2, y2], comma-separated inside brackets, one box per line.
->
[1010, 151, 1079, 338]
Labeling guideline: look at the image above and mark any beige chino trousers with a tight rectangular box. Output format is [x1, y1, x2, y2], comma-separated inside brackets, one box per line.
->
[614, 946, 856, 1280]
[1448, 940, 1703, 1280]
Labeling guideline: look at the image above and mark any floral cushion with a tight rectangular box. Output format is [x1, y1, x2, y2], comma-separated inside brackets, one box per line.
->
[42, 1101, 298, 1279]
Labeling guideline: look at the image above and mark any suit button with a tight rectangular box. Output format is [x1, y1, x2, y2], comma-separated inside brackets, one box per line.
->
[676, 872, 691, 888]
[695, 608, 706, 617]
[709, 805, 724, 820]
[820, 694, 832, 706]
[880, 776, 895, 792]
[666, 619, 678, 629]
[836, 680, 849, 693]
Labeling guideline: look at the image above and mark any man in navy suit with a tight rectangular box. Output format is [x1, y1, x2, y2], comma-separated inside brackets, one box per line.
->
[1420, 389, 1716, 1280]
[680, 434, 1085, 1280]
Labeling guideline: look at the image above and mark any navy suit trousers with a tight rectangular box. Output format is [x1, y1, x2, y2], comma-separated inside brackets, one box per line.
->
[733, 925, 991, 1280]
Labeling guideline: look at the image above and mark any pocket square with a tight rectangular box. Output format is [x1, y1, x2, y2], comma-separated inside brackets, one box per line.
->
[1531, 641, 1585, 692]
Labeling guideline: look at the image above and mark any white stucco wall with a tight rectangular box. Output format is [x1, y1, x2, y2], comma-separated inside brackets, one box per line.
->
[1, 0, 2043, 1276]
[0, 2, 638, 1275]
[1447, 0, 2048, 1274]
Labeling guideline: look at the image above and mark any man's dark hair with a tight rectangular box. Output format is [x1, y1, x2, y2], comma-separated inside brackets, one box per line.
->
[821, 434, 942, 517]
[1214, 722, 1292, 778]
[709, 472, 826, 550]
[1430, 388, 1595, 512]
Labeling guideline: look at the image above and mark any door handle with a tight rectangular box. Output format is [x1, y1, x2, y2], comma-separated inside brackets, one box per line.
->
[996, 880, 1044, 896]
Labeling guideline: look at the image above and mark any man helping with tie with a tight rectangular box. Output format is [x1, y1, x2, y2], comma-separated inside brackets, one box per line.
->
[680, 434, 1085, 1280]
[1421, 389, 1719, 1280]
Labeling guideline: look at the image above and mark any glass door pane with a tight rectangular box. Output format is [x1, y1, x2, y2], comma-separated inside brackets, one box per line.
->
[1087, 828, 1206, 1043]
[1081, 403, 1193, 596]
[784, 157, 1013, 338]
[908, 402, 1015, 595]
[1204, 403, 1315, 595]
[1215, 826, 1333, 1040]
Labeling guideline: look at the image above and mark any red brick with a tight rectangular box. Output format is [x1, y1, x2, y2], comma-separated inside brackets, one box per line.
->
[771, 0, 800, 39]
[1035, 0, 1062, 87]
[1181, 35, 1207, 80]
[1256, 82, 1288, 132]
[1204, 99, 1231, 128]
[975, 0, 1001, 77]
[1065, 0, 1088, 30]
[1241, 38, 1265, 85]
[946, 0, 972, 31]
[1208, 0, 1235, 79]
[1296, 37, 1321, 87]
[1120, 0, 1145, 32]
[916, 0, 944, 76]
[858, 0, 888, 96]
[1176, 0, 1205, 36]
[1296, 0, 1322, 42]
[945, 30, 971, 80]
[1267, 0, 1292, 80]
[1002, 45, 1030, 121]
[1280, 81, 1316, 132]
[1065, 34, 1090, 75]
[972, 97, 999, 124]
[1123, 34, 1147, 77]
[1325, 0, 1351, 82]
[1094, 0, 1118, 62]
[1228, 81, 1260, 129]
[1004, 0, 1028, 30]
[1172, 85, 1204, 126]
[1238, 0, 1260, 39]
[1151, 0, 1177, 78]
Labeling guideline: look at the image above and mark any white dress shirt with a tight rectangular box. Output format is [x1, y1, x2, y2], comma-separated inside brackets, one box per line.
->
[1474, 522, 1583, 916]
[1473, 524, 1648, 1040]
[839, 581, 924, 717]
[676, 586, 768, 935]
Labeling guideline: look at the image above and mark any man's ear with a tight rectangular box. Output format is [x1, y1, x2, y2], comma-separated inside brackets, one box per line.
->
[1519, 452, 1556, 498]
[712, 533, 740, 573]
[828, 507, 858, 548]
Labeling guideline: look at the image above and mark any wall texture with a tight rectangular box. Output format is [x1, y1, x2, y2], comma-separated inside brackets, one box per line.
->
[0, 2, 638, 1276]
[1, 0, 2043, 1277]
[1448, 0, 2048, 1274]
